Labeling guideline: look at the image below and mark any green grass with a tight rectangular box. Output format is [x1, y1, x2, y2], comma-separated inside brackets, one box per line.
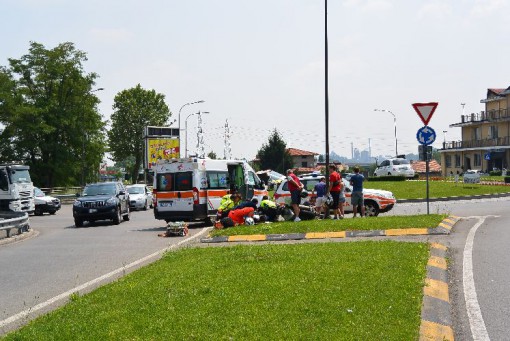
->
[211, 214, 446, 236]
[3, 242, 429, 340]
[368, 180, 510, 200]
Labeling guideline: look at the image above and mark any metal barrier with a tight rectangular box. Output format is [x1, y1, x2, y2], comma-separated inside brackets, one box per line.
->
[0, 211, 30, 239]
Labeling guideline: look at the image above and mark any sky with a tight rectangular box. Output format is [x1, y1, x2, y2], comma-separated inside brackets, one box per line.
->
[2, 0, 510, 162]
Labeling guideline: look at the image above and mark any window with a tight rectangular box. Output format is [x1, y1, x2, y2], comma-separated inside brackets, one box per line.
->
[380, 160, 390, 167]
[488, 126, 498, 139]
[301, 161, 308, 167]
[445, 155, 452, 168]
[474, 153, 481, 167]
[473, 127, 481, 140]
[156, 172, 193, 191]
[207, 171, 229, 189]
[455, 154, 461, 167]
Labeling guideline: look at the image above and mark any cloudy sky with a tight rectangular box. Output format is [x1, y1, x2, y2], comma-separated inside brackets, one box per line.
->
[2, 0, 510, 160]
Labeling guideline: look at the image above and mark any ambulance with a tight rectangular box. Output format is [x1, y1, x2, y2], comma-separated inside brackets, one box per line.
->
[152, 158, 268, 223]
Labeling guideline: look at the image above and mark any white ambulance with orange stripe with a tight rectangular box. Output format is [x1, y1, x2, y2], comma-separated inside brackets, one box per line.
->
[152, 158, 268, 223]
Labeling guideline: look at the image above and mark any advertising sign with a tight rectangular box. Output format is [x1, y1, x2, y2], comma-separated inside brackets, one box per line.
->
[146, 138, 180, 169]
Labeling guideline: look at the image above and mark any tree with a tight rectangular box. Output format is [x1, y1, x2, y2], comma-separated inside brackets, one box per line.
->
[256, 129, 292, 174]
[207, 151, 217, 159]
[108, 84, 170, 182]
[0, 42, 106, 187]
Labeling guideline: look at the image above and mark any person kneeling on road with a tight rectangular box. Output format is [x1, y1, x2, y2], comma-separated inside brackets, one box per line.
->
[216, 193, 241, 220]
[259, 195, 278, 222]
[228, 206, 255, 225]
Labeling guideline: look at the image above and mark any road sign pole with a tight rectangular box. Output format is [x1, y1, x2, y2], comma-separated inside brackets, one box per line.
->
[426, 159, 430, 215]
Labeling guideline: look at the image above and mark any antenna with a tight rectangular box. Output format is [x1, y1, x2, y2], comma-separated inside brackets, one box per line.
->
[224, 119, 232, 159]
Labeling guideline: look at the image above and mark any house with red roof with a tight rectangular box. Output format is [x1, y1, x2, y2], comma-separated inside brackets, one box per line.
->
[287, 148, 319, 174]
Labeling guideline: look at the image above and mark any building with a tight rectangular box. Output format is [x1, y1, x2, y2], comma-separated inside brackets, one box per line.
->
[287, 148, 318, 168]
[441, 86, 510, 175]
[411, 160, 442, 177]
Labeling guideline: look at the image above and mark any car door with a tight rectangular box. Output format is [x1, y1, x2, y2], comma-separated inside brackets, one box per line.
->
[118, 183, 129, 213]
[145, 186, 153, 206]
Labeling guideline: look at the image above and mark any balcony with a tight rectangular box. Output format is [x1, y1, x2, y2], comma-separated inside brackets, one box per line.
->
[450, 108, 510, 127]
[442, 136, 510, 150]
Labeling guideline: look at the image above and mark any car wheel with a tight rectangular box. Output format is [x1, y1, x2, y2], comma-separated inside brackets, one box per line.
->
[113, 208, 121, 225]
[123, 206, 131, 221]
[74, 218, 83, 227]
[387, 172, 392, 176]
[34, 207, 43, 216]
[49, 211, 56, 215]
[150, 201, 153, 209]
[364, 201, 380, 217]
[143, 200, 148, 211]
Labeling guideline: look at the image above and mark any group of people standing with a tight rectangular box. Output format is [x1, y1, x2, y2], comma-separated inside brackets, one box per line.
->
[287, 165, 365, 221]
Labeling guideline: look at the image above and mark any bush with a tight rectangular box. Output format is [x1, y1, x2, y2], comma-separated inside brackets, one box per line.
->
[490, 170, 502, 176]
[368, 175, 407, 182]
[505, 176, 510, 184]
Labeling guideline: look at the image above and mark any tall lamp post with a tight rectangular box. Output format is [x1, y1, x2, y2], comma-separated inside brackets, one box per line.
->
[82, 87, 104, 187]
[185, 111, 209, 157]
[177, 100, 204, 155]
[442, 130, 448, 149]
[374, 109, 398, 157]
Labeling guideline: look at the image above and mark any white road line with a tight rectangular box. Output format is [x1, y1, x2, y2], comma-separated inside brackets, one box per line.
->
[0, 227, 211, 329]
[463, 216, 490, 341]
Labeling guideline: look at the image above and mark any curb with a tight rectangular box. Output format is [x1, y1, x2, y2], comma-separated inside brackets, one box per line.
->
[0, 229, 37, 246]
[419, 242, 454, 340]
[398, 191, 510, 203]
[201, 216, 461, 243]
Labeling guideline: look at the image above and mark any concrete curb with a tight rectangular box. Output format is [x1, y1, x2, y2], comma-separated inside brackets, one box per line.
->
[0, 229, 38, 246]
[398, 191, 510, 203]
[200, 216, 461, 243]
[419, 242, 454, 340]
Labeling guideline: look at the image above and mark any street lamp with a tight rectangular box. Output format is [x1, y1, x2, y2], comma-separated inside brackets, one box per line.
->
[177, 100, 204, 148]
[185, 111, 209, 157]
[82, 87, 104, 187]
[374, 109, 398, 157]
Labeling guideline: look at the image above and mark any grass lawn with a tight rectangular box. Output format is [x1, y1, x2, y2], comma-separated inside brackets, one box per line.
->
[211, 214, 446, 237]
[368, 180, 510, 200]
[4, 242, 429, 340]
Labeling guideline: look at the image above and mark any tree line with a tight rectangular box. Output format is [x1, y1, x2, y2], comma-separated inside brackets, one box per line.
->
[0, 41, 296, 188]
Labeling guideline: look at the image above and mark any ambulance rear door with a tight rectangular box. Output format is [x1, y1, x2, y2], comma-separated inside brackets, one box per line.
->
[203, 160, 230, 215]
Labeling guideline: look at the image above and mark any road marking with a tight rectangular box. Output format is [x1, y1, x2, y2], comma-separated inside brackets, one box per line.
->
[463, 216, 490, 340]
[0, 227, 211, 329]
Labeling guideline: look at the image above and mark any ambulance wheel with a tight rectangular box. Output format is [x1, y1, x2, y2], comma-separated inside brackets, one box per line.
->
[205, 217, 214, 227]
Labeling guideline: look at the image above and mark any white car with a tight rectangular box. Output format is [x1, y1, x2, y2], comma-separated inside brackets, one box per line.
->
[273, 174, 396, 216]
[373, 158, 415, 178]
[33, 187, 61, 216]
[463, 169, 481, 184]
[126, 184, 153, 210]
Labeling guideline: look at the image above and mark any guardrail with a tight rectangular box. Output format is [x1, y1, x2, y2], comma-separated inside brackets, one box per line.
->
[0, 211, 30, 239]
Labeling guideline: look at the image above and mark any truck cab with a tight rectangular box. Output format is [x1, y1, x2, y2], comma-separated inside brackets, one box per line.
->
[0, 164, 35, 213]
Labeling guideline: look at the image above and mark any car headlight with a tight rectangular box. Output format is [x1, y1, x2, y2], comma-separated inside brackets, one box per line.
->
[73, 200, 83, 207]
[106, 197, 117, 205]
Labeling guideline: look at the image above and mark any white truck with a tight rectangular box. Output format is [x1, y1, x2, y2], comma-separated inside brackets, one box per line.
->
[0, 164, 35, 213]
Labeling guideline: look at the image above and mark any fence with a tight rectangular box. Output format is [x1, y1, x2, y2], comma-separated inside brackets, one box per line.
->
[0, 211, 30, 239]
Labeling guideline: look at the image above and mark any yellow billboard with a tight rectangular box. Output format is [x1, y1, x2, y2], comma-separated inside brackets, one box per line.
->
[146, 138, 180, 168]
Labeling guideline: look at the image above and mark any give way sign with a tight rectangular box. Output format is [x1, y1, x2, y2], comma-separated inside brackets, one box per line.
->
[412, 102, 438, 126]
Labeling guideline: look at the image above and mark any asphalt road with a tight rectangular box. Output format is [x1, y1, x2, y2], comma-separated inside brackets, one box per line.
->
[391, 197, 510, 341]
[1, 197, 509, 339]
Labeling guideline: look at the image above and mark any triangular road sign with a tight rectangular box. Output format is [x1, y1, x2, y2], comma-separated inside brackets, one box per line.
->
[412, 102, 438, 126]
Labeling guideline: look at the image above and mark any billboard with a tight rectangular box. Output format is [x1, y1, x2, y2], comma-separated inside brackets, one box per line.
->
[146, 138, 180, 169]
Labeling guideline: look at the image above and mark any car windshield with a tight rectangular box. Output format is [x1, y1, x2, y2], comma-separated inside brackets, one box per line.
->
[9, 169, 32, 183]
[83, 184, 116, 196]
[34, 187, 45, 197]
[127, 187, 144, 194]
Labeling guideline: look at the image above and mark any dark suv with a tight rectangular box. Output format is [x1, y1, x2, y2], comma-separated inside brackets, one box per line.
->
[73, 182, 130, 227]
